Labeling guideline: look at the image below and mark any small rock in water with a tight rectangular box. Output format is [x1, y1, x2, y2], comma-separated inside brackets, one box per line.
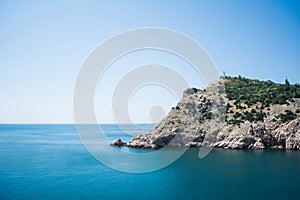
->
[110, 138, 126, 147]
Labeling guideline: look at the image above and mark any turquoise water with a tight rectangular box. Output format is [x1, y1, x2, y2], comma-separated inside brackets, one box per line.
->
[0, 124, 299, 199]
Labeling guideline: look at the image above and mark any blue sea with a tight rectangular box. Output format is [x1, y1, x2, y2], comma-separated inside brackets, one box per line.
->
[0, 124, 299, 200]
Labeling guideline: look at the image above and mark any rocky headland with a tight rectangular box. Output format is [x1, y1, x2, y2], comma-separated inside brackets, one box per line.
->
[111, 76, 300, 150]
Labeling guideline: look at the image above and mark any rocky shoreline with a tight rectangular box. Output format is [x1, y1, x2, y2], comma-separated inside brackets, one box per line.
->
[111, 77, 300, 150]
[111, 118, 300, 150]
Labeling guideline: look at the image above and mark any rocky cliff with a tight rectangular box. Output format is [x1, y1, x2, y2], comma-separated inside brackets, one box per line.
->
[112, 76, 300, 150]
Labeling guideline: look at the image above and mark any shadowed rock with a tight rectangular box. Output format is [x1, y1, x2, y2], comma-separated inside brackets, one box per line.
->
[110, 138, 126, 147]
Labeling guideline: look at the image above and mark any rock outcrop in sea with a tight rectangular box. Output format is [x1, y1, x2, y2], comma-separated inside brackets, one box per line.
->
[112, 76, 300, 150]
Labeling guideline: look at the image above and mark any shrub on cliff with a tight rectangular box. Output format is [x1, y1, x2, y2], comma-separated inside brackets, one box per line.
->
[279, 110, 297, 123]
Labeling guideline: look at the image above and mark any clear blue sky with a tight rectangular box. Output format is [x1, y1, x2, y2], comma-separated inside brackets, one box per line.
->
[1, 0, 300, 123]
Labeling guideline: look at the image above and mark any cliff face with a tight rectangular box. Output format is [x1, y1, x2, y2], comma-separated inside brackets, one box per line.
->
[114, 77, 300, 150]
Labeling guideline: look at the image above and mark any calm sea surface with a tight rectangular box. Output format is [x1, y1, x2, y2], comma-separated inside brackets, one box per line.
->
[0, 124, 299, 200]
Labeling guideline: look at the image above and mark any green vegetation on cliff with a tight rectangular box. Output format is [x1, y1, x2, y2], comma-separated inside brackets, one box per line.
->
[224, 76, 300, 107]
[224, 76, 300, 124]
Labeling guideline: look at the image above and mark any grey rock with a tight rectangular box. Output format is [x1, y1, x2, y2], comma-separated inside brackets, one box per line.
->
[110, 138, 126, 147]
[253, 140, 265, 149]
[183, 88, 198, 96]
[231, 141, 246, 149]
[286, 131, 300, 150]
